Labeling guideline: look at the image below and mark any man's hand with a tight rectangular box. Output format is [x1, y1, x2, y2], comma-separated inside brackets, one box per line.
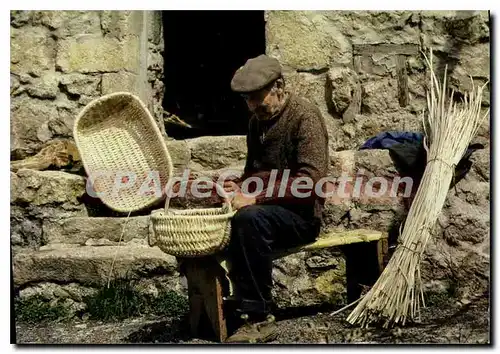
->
[231, 192, 256, 210]
[223, 181, 240, 194]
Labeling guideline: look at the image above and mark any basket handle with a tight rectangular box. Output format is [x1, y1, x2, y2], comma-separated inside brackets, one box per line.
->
[163, 179, 233, 213]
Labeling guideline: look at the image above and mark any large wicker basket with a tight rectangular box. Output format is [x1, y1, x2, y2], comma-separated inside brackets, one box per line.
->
[73, 92, 173, 213]
[149, 180, 236, 257]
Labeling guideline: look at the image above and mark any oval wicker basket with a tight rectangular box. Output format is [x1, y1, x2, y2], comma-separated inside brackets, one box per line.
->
[150, 180, 236, 257]
[73, 92, 173, 213]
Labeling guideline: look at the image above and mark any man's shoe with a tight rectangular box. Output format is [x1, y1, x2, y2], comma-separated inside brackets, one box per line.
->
[225, 314, 278, 344]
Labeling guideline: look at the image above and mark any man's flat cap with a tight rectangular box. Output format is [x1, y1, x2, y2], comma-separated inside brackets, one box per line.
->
[231, 54, 282, 93]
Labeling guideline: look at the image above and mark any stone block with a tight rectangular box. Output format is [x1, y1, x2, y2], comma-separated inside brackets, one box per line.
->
[326, 66, 359, 118]
[361, 77, 400, 114]
[10, 97, 58, 154]
[101, 10, 144, 40]
[321, 11, 421, 45]
[337, 112, 424, 151]
[26, 73, 60, 99]
[12, 243, 179, 287]
[448, 43, 490, 105]
[11, 169, 86, 206]
[186, 135, 247, 171]
[101, 71, 139, 95]
[272, 248, 346, 308]
[19, 282, 98, 303]
[10, 10, 32, 28]
[329, 150, 355, 177]
[283, 71, 330, 114]
[43, 216, 150, 245]
[420, 11, 489, 47]
[470, 149, 490, 182]
[165, 139, 191, 174]
[43, 11, 101, 36]
[59, 73, 101, 97]
[56, 34, 140, 73]
[147, 11, 163, 45]
[10, 205, 44, 250]
[354, 149, 398, 179]
[266, 11, 352, 70]
[11, 27, 56, 76]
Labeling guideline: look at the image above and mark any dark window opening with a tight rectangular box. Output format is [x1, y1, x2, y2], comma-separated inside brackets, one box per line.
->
[162, 10, 266, 139]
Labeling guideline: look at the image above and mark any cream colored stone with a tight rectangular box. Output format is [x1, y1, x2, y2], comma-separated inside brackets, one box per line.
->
[42, 11, 101, 35]
[43, 216, 150, 245]
[11, 169, 86, 206]
[361, 77, 400, 114]
[101, 71, 139, 95]
[10, 97, 58, 152]
[101, 10, 144, 40]
[165, 139, 190, 174]
[186, 135, 247, 171]
[56, 34, 140, 73]
[60, 73, 101, 96]
[27, 73, 60, 99]
[12, 244, 178, 287]
[266, 11, 352, 69]
[321, 10, 421, 45]
[10, 27, 55, 76]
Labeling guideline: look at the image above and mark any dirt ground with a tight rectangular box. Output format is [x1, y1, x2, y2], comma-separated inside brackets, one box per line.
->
[14, 293, 490, 345]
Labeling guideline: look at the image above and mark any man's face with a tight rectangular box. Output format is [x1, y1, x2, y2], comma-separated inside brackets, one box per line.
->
[241, 85, 279, 119]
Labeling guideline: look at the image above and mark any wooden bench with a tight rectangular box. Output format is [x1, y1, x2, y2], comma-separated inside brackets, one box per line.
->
[179, 228, 389, 342]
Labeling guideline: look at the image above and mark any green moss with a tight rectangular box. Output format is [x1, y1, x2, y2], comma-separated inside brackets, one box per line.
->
[424, 280, 460, 308]
[314, 269, 347, 305]
[15, 295, 72, 324]
[83, 280, 188, 322]
[15, 280, 189, 324]
[424, 291, 450, 307]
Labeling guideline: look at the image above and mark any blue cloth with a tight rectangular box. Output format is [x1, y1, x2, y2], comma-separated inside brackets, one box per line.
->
[359, 130, 484, 190]
[360, 131, 424, 150]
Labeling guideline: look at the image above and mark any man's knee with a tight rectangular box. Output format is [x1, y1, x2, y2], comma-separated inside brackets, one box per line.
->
[231, 205, 268, 226]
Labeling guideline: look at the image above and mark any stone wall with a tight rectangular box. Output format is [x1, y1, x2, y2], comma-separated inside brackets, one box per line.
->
[11, 135, 490, 310]
[10, 10, 164, 160]
[263, 10, 490, 303]
[265, 10, 490, 151]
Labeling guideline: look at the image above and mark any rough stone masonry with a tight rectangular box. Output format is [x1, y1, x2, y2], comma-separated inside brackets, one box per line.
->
[10, 10, 490, 315]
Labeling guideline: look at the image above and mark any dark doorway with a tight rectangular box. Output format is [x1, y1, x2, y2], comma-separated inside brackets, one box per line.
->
[162, 10, 266, 139]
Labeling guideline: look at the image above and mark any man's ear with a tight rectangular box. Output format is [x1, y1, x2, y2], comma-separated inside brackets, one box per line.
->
[276, 78, 285, 90]
[274, 78, 286, 97]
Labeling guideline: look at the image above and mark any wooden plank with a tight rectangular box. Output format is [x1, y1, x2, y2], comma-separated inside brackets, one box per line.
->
[353, 43, 420, 56]
[343, 242, 381, 302]
[272, 229, 386, 259]
[396, 54, 409, 107]
[183, 258, 228, 342]
[202, 267, 227, 342]
[184, 261, 204, 339]
[376, 237, 389, 274]
[188, 293, 203, 337]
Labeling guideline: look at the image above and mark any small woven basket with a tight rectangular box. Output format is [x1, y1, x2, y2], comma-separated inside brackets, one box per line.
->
[73, 92, 173, 213]
[150, 180, 236, 257]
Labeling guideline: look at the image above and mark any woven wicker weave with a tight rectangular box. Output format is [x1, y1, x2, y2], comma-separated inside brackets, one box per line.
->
[73, 92, 173, 213]
[150, 181, 236, 257]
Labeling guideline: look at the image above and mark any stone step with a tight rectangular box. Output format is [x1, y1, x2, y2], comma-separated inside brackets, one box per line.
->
[12, 242, 178, 288]
[42, 216, 150, 245]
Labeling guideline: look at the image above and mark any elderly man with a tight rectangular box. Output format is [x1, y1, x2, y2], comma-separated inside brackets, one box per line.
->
[222, 54, 330, 343]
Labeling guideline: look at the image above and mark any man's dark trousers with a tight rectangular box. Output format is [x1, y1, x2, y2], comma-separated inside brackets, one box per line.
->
[226, 204, 320, 316]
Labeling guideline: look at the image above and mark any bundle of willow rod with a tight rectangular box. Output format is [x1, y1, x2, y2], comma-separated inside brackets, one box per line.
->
[346, 49, 489, 328]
